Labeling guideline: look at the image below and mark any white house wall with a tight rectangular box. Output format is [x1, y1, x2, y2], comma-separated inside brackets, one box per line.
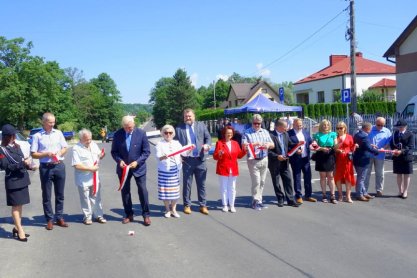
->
[396, 71, 417, 112]
[400, 27, 417, 54]
[294, 74, 396, 104]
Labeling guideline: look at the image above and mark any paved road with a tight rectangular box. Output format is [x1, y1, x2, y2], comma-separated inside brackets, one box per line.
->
[1, 137, 417, 278]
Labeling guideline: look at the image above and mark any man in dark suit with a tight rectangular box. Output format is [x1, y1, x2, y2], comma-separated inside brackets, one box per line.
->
[288, 118, 317, 204]
[268, 119, 298, 207]
[353, 122, 379, 202]
[174, 108, 212, 215]
[111, 116, 151, 225]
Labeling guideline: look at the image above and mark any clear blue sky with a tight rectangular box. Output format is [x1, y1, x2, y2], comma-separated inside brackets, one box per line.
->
[1, 1, 416, 104]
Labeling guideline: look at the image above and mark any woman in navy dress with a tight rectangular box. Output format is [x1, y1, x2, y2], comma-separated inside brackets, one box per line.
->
[390, 119, 414, 199]
[0, 124, 32, 242]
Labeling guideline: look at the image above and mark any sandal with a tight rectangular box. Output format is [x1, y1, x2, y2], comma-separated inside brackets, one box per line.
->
[322, 193, 328, 203]
[330, 194, 338, 204]
[346, 198, 353, 203]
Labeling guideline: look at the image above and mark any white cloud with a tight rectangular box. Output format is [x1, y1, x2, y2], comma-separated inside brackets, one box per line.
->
[216, 74, 229, 81]
[256, 63, 271, 77]
[190, 73, 198, 87]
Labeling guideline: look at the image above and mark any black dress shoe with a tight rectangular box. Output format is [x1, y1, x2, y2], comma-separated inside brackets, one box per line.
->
[287, 202, 299, 207]
[277, 203, 284, 207]
[143, 216, 151, 226]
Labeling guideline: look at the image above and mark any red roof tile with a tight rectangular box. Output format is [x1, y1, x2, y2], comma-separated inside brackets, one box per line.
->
[369, 78, 396, 88]
[295, 53, 395, 85]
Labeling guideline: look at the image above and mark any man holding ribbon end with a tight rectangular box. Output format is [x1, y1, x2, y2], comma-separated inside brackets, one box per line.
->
[111, 116, 151, 226]
[72, 128, 106, 225]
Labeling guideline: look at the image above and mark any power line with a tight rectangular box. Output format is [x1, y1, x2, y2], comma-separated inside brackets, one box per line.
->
[252, 5, 349, 76]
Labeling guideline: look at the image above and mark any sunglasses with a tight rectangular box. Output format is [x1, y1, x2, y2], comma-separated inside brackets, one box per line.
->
[376, 124, 384, 127]
[164, 131, 173, 135]
[253, 122, 261, 125]
[336, 127, 344, 130]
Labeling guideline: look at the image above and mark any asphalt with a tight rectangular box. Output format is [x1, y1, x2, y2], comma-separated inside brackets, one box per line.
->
[0, 135, 417, 278]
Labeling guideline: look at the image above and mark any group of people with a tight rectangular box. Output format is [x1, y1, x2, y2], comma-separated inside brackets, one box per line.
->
[0, 109, 413, 243]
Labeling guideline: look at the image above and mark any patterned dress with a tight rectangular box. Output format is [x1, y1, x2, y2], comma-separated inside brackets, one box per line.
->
[155, 139, 183, 200]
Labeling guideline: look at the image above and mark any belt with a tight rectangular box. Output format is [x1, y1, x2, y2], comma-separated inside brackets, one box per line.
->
[40, 161, 62, 167]
[185, 156, 200, 159]
[255, 157, 266, 161]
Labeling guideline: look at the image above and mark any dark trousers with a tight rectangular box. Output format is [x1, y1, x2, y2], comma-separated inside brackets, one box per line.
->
[268, 161, 295, 204]
[39, 163, 66, 221]
[182, 157, 207, 207]
[290, 156, 312, 199]
[120, 172, 149, 217]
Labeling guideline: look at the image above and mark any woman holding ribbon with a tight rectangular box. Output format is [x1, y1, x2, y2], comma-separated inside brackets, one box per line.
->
[156, 125, 183, 218]
[0, 124, 31, 242]
[390, 119, 414, 199]
[312, 119, 338, 204]
[213, 126, 246, 212]
[334, 121, 356, 203]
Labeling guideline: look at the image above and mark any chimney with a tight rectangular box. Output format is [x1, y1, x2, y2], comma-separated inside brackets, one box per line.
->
[329, 55, 348, 66]
[355, 52, 363, 58]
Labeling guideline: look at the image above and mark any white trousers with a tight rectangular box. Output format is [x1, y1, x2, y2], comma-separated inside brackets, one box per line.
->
[219, 175, 237, 207]
[247, 157, 269, 202]
[77, 184, 104, 220]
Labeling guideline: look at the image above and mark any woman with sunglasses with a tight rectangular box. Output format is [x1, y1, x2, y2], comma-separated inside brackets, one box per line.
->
[155, 125, 183, 218]
[312, 119, 337, 203]
[334, 122, 355, 203]
[213, 126, 246, 212]
[0, 124, 32, 242]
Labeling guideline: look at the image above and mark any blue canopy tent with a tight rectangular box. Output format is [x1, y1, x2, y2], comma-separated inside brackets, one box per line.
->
[224, 93, 302, 115]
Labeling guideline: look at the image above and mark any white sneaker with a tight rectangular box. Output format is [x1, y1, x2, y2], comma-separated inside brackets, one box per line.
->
[222, 206, 228, 212]
[171, 211, 181, 218]
[230, 207, 236, 213]
[164, 211, 171, 218]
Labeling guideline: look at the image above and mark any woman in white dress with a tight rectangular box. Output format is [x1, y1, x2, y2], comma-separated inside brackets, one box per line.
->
[155, 125, 183, 218]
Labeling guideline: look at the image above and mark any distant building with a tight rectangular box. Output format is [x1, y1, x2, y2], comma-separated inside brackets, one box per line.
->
[293, 52, 396, 104]
[384, 15, 417, 113]
[223, 80, 279, 108]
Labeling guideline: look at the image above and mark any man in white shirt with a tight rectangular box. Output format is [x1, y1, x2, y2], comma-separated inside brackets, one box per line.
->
[72, 129, 106, 225]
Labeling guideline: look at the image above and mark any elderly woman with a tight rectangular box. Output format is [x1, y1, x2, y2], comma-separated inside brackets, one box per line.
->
[213, 126, 246, 213]
[312, 119, 337, 203]
[334, 121, 356, 203]
[0, 124, 32, 242]
[155, 125, 183, 218]
[390, 119, 415, 199]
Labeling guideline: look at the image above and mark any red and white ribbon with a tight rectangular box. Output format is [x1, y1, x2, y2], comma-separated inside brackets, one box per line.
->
[52, 154, 60, 162]
[287, 141, 305, 157]
[92, 148, 105, 196]
[167, 144, 195, 157]
[310, 142, 319, 151]
[378, 148, 398, 154]
[247, 143, 256, 160]
[118, 165, 131, 191]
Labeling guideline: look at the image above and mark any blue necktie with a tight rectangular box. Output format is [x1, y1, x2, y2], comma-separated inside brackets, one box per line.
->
[189, 125, 199, 156]
[126, 133, 132, 152]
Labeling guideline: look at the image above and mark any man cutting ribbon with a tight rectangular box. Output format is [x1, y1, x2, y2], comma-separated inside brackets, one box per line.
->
[72, 129, 106, 225]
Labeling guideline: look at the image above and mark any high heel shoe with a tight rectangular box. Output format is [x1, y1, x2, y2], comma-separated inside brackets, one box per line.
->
[12, 228, 30, 238]
[16, 235, 28, 242]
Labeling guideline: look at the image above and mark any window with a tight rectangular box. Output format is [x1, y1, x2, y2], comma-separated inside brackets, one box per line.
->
[296, 93, 309, 104]
[235, 100, 238, 106]
[317, 91, 325, 103]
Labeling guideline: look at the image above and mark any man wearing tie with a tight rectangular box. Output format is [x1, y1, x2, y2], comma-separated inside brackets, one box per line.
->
[287, 118, 317, 204]
[111, 116, 151, 226]
[174, 108, 211, 215]
[268, 119, 298, 207]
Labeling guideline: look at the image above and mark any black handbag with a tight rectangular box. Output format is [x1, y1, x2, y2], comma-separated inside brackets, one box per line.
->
[311, 152, 317, 161]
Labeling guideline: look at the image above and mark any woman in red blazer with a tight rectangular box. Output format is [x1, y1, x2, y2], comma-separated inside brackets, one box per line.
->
[213, 126, 246, 213]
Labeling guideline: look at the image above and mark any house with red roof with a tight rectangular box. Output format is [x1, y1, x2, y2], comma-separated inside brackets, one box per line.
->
[293, 52, 396, 104]
[384, 15, 417, 113]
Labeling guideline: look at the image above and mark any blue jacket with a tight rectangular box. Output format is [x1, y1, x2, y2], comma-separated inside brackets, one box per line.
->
[287, 128, 312, 164]
[111, 127, 150, 177]
[175, 121, 212, 161]
[353, 130, 379, 167]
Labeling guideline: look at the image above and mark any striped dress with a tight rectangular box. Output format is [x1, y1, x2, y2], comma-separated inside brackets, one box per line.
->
[155, 139, 183, 200]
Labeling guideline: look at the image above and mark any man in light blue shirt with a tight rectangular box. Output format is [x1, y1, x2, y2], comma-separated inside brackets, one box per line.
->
[365, 117, 392, 197]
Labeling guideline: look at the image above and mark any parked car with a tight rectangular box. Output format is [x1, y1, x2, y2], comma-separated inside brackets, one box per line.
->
[0, 131, 31, 158]
[28, 127, 42, 145]
[106, 131, 115, 143]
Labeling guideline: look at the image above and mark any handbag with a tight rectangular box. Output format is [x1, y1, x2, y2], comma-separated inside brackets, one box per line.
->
[311, 152, 317, 161]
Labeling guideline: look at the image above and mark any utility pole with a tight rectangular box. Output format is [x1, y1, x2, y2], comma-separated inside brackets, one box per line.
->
[349, 0, 357, 113]
[213, 80, 216, 109]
